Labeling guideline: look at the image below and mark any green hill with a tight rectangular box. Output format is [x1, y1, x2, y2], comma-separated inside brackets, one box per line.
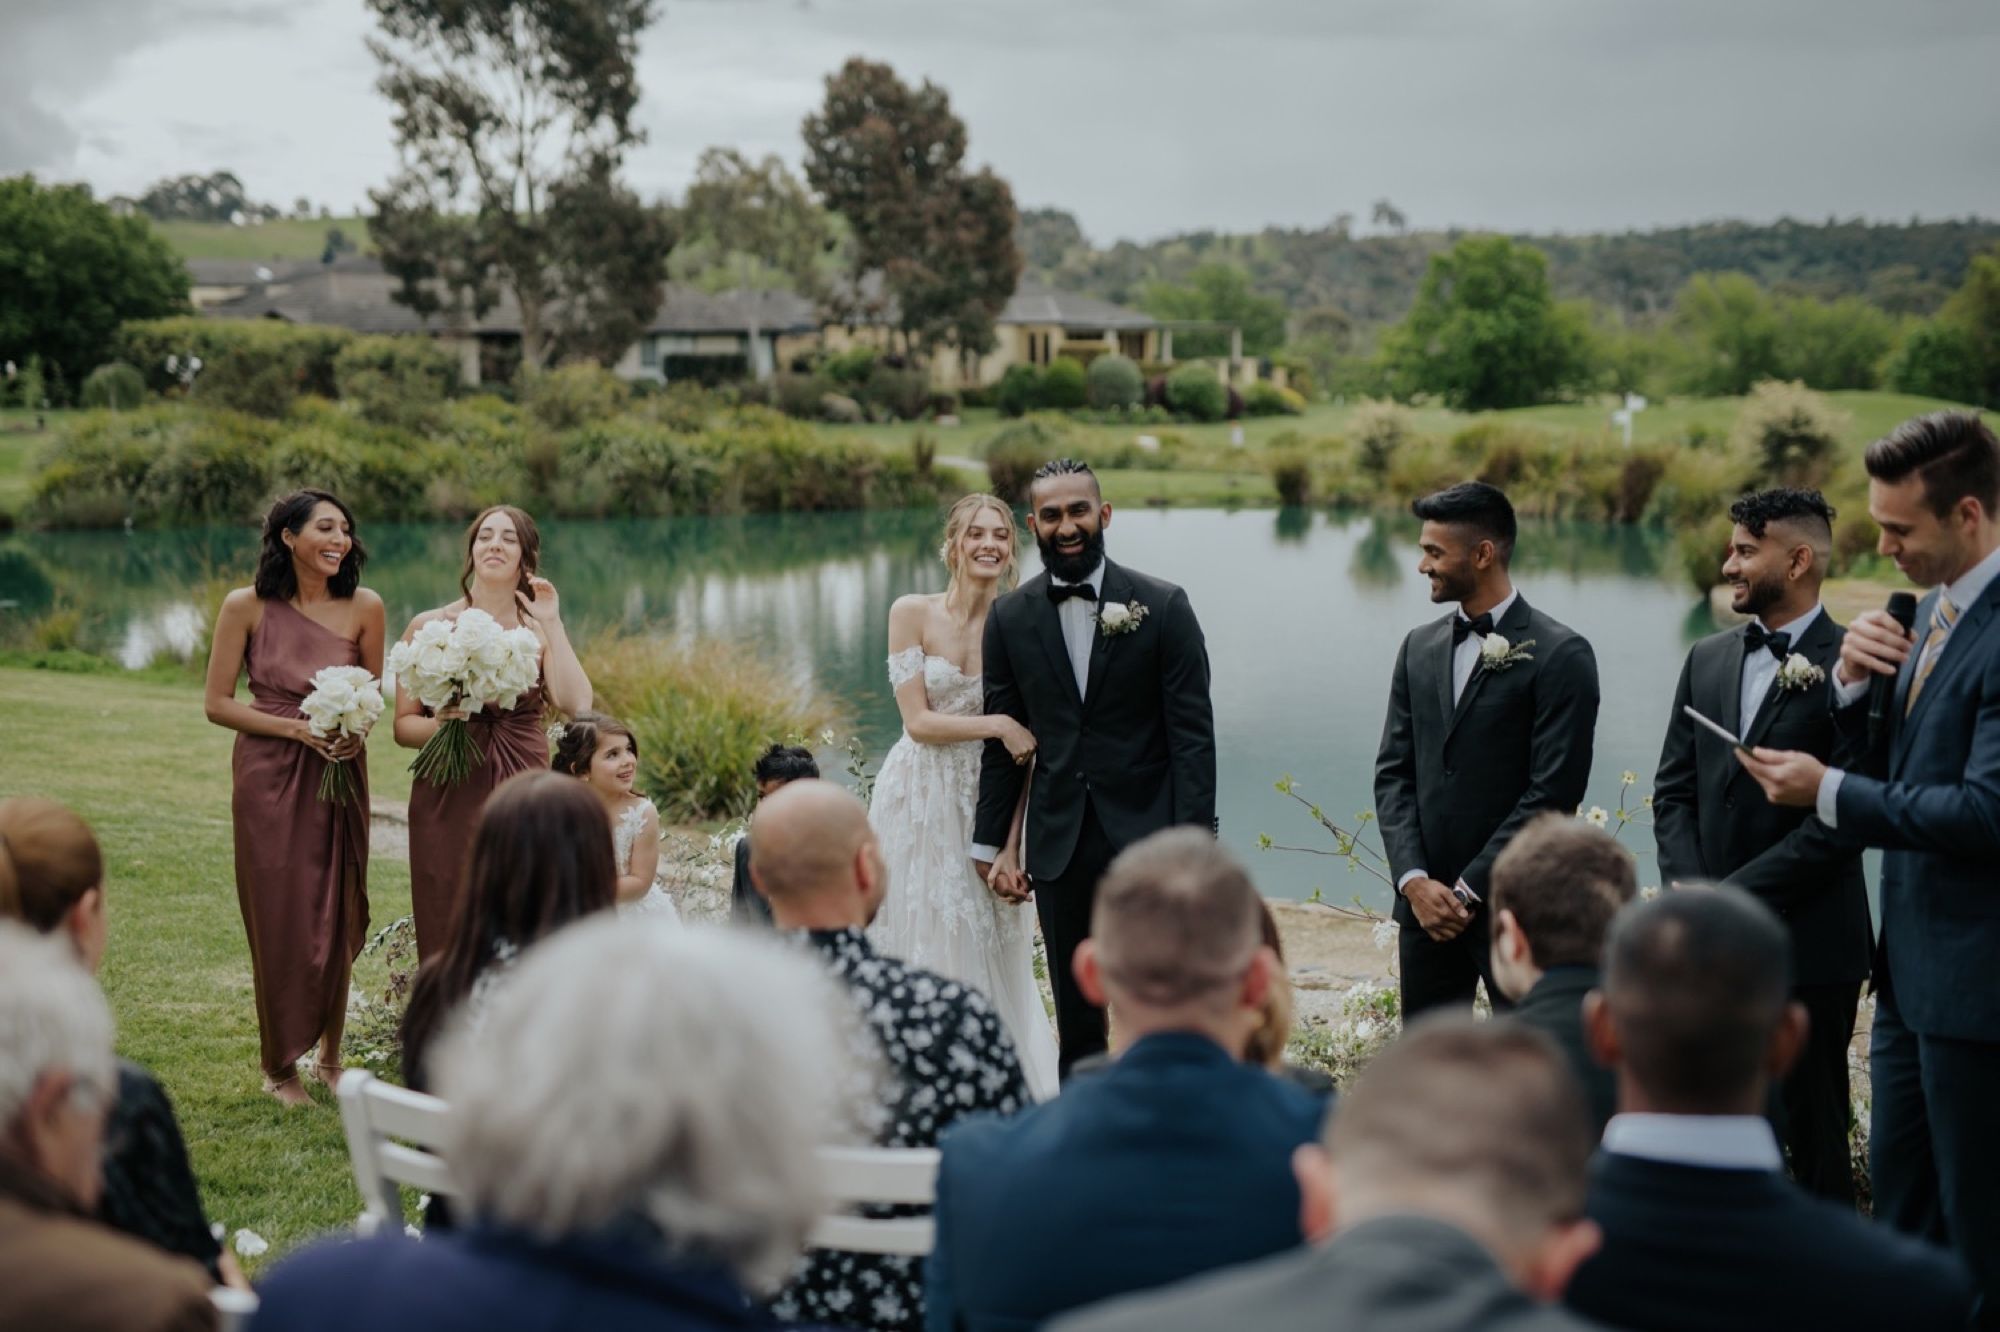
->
[155, 215, 373, 261]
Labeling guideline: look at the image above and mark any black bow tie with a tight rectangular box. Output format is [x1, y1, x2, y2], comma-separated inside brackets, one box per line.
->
[1744, 624, 1793, 661]
[1048, 582, 1099, 605]
[1452, 612, 1496, 645]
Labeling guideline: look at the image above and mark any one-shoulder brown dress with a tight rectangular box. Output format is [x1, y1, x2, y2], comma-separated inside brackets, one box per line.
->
[406, 680, 549, 959]
[231, 598, 370, 1079]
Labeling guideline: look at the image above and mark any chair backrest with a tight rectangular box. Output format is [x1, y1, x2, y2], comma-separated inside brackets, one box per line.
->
[808, 1145, 941, 1256]
[336, 1070, 460, 1236]
[210, 1287, 259, 1332]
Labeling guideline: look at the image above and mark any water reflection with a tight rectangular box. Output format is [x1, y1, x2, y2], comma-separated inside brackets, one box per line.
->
[3, 509, 1708, 902]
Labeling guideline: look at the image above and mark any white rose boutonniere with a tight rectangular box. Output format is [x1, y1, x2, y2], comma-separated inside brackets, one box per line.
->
[1097, 599, 1149, 637]
[1478, 633, 1536, 673]
[1774, 652, 1826, 692]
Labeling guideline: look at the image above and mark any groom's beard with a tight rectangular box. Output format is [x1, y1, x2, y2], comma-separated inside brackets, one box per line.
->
[1039, 526, 1106, 583]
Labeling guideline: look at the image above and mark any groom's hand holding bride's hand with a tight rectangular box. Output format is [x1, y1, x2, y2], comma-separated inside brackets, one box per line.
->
[1404, 877, 1471, 942]
[981, 847, 1033, 903]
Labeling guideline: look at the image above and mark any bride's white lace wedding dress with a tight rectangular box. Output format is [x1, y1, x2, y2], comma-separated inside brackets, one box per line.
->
[868, 646, 1060, 1099]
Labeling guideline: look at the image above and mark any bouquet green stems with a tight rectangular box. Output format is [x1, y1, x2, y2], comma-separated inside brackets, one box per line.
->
[408, 710, 485, 787]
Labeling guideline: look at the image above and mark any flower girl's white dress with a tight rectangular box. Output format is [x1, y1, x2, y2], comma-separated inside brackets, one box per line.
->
[866, 646, 1060, 1099]
[615, 798, 681, 924]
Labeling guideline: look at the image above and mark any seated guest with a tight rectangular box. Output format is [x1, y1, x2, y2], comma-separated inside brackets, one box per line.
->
[1567, 889, 1974, 1331]
[732, 743, 819, 926]
[0, 924, 218, 1332]
[1052, 1017, 1606, 1332]
[0, 795, 240, 1288]
[750, 780, 1029, 1332]
[926, 829, 1328, 1332]
[1489, 811, 1636, 1136]
[397, 770, 618, 1092]
[251, 917, 852, 1332]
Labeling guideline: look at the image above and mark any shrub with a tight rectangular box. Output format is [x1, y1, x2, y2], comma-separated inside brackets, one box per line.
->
[1042, 357, 1089, 410]
[1614, 453, 1668, 523]
[996, 364, 1044, 418]
[819, 393, 864, 424]
[1678, 514, 1734, 593]
[822, 344, 879, 386]
[584, 629, 839, 822]
[859, 366, 931, 421]
[1350, 399, 1413, 475]
[7, 357, 47, 410]
[520, 362, 629, 431]
[1887, 321, 1985, 405]
[1165, 364, 1228, 422]
[334, 336, 460, 429]
[1086, 354, 1144, 410]
[1226, 385, 1245, 420]
[773, 372, 832, 419]
[79, 362, 145, 410]
[117, 317, 352, 415]
[985, 418, 1075, 504]
[1730, 380, 1847, 488]
[1243, 381, 1304, 417]
[1268, 449, 1312, 506]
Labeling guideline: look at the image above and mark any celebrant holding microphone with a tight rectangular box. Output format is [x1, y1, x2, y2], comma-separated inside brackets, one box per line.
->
[1737, 411, 2000, 1321]
[393, 505, 591, 960]
[205, 490, 385, 1106]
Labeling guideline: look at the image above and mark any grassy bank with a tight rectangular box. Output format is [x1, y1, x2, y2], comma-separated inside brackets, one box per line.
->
[0, 666, 415, 1270]
[154, 216, 374, 261]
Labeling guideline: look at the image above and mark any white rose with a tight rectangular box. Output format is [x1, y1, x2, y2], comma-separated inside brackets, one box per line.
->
[1099, 604, 1132, 629]
[1480, 633, 1510, 662]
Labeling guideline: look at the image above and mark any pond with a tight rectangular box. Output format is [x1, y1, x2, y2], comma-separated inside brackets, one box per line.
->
[0, 508, 1720, 904]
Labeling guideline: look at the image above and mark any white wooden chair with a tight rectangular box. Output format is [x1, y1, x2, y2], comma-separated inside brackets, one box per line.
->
[808, 1146, 941, 1257]
[210, 1288, 259, 1332]
[336, 1070, 460, 1236]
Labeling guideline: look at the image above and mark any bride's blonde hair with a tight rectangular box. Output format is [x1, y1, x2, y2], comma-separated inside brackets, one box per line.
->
[939, 493, 1020, 593]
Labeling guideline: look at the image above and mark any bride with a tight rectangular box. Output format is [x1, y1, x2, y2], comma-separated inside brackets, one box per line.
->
[869, 493, 1060, 1098]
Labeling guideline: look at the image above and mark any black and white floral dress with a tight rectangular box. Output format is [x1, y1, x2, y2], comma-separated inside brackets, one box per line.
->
[770, 927, 1029, 1332]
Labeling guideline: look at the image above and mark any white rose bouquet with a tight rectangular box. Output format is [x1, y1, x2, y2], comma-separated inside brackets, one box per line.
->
[385, 608, 542, 787]
[300, 665, 385, 805]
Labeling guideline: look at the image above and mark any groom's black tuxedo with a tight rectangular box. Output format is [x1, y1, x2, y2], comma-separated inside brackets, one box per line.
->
[1652, 610, 1871, 1203]
[977, 558, 1216, 1070]
[1374, 593, 1599, 1018]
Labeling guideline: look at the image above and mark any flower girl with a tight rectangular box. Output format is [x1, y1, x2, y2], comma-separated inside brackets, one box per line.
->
[551, 714, 680, 923]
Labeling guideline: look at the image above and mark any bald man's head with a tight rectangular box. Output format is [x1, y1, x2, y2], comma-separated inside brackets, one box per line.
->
[747, 780, 886, 928]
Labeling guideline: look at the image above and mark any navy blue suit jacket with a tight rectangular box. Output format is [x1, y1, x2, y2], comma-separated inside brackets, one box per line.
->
[250, 1225, 802, 1332]
[924, 1032, 1328, 1332]
[1833, 576, 2000, 1041]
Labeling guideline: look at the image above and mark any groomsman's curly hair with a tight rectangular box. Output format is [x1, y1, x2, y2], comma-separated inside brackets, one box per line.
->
[1729, 488, 1835, 541]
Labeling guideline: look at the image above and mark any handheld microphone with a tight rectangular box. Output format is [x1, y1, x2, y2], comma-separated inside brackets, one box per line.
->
[1868, 591, 1920, 746]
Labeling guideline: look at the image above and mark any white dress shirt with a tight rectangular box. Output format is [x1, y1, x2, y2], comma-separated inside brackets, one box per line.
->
[971, 560, 1106, 865]
[1398, 589, 1520, 895]
[1601, 1113, 1785, 1171]
[1817, 543, 2000, 826]
[1738, 603, 1824, 739]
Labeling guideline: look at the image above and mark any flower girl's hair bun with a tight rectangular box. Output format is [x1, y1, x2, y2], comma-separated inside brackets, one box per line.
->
[550, 712, 639, 777]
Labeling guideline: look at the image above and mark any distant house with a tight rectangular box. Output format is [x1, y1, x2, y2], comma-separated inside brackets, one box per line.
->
[193, 257, 1254, 390]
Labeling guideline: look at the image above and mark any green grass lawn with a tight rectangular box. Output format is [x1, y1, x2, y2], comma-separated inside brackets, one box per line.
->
[0, 410, 60, 516]
[158, 217, 373, 262]
[0, 666, 416, 1271]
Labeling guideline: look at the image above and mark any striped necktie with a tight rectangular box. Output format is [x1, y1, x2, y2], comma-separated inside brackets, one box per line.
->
[1905, 592, 1961, 716]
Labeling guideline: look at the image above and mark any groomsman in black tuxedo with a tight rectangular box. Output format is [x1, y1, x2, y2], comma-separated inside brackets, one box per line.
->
[1651, 488, 1871, 1203]
[1375, 482, 1600, 1019]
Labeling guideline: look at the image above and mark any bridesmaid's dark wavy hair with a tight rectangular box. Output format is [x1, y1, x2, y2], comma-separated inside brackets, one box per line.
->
[397, 771, 617, 1090]
[458, 504, 541, 619]
[550, 712, 639, 778]
[256, 490, 366, 600]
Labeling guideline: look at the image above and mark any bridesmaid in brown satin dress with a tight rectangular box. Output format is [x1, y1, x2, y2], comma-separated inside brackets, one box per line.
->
[204, 490, 386, 1107]
[393, 504, 592, 960]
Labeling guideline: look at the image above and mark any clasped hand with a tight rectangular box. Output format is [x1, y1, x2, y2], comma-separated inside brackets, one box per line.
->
[1404, 877, 1470, 942]
[972, 848, 1033, 904]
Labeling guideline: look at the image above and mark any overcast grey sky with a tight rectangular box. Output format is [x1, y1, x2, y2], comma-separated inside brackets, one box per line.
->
[4, 0, 1997, 244]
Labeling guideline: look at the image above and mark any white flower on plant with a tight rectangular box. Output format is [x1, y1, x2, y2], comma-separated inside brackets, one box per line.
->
[1353, 1018, 1379, 1042]
[1096, 600, 1149, 637]
[1370, 919, 1397, 952]
[1640, 885, 1662, 900]
[1585, 806, 1610, 828]
[233, 1228, 270, 1258]
[1774, 652, 1827, 693]
[1621, 770, 1638, 785]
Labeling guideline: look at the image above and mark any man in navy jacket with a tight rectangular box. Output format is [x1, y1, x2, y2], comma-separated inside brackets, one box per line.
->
[924, 830, 1326, 1332]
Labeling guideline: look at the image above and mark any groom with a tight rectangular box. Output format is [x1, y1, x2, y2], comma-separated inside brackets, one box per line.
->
[973, 458, 1217, 1074]
[1374, 481, 1599, 1020]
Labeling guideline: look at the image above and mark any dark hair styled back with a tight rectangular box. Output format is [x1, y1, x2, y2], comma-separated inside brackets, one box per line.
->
[399, 770, 618, 1088]
[458, 504, 542, 618]
[1411, 481, 1517, 564]
[1729, 487, 1836, 542]
[1601, 887, 1792, 1110]
[1489, 813, 1637, 969]
[255, 490, 366, 601]
[1029, 457, 1100, 499]
[550, 713, 640, 778]
[753, 744, 819, 787]
[1864, 411, 2000, 518]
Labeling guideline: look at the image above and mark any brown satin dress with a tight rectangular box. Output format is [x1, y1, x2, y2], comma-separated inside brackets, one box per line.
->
[406, 680, 549, 959]
[231, 598, 370, 1079]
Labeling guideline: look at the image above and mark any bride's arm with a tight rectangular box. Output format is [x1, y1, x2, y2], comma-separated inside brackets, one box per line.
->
[888, 596, 1027, 748]
[986, 781, 1033, 902]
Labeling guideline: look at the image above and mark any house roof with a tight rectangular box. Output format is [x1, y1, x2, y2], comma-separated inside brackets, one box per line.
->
[997, 280, 1157, 330]
[648, 285, 819, 336]
[186, 258, 316, 288]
